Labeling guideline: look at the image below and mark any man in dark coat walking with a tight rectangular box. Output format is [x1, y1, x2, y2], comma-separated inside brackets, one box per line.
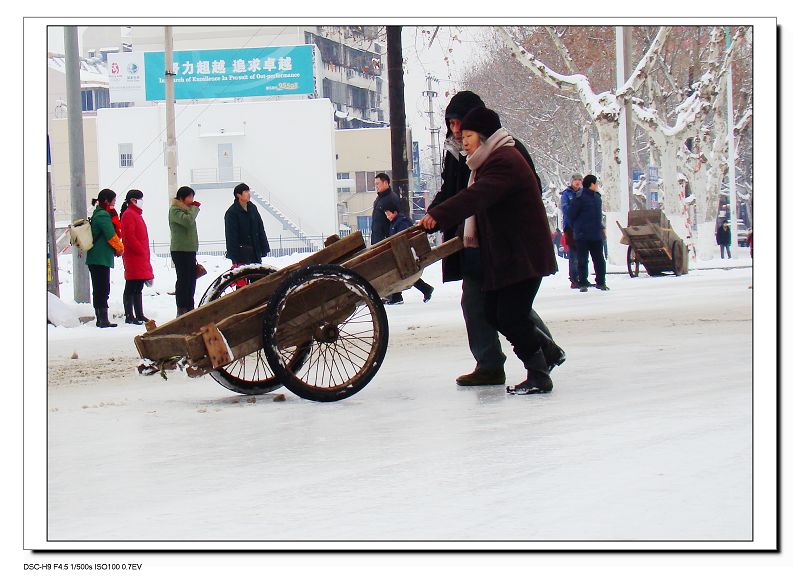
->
[560, 173, 583, 288]
[225, 183, 270, 269]
[567, 175, 608, 291]
[422, 106, 559, 394]
[425, 91, 564, 386]
[716, 221, 732, 258]
[370, 172, 402, 246]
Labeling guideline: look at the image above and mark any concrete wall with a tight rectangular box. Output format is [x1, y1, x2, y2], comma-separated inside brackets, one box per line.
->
[48, 117, 99, 224]
[95, 99, 338, 250]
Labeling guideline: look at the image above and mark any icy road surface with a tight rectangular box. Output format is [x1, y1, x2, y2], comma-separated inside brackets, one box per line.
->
[47, 258, 752, 541]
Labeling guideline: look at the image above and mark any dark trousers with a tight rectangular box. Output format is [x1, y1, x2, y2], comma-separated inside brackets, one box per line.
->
[576, 239, 606, 286]
[720, 244, 731, 258]
[484, 277, 543, 369]
[462, 275, 506, 371]
[124, 279, 146, 297]
[171, 251, 197, 310]
[568, 248, 579, 283]
[88, 264, 111, 309]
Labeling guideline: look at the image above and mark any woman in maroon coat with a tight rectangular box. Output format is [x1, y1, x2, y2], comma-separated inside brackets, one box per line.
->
[421, 107, 557, 394]
[120, 189, 154, 324]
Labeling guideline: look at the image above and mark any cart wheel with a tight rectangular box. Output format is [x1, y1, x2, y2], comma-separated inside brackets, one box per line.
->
[199, 264, 309, 396]
[672, 241, 683, 277]
[627, 246, 640, 278]
[262, 264, 389, 402]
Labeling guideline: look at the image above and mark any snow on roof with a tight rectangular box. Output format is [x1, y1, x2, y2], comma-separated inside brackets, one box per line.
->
[48, 53, 109, 87]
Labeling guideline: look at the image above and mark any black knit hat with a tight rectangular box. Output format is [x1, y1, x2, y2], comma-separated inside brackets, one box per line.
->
[460, 106, 502, 138]
[444, 91, 485, 121]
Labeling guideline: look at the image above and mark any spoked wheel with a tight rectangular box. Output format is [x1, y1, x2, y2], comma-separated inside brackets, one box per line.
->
[672, 241, 683, 276]
[199, 264, 310, 395]
[262, 264, 389, 402]
[627, 246, 640, 278]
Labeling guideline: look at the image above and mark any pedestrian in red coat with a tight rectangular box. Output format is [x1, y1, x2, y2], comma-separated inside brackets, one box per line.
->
[120, 190, 154, 325]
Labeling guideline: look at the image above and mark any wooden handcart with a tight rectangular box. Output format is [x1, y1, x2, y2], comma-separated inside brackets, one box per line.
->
[134, 226, 462, 402]
[617, 210, 689, 277]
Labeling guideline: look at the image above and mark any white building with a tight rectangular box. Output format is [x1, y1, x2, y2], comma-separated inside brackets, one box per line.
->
[95, 99, 339, 255]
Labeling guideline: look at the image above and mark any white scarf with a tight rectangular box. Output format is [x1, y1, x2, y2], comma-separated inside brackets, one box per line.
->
[443, 136, 465, 160]
[462, 128, 515, 248]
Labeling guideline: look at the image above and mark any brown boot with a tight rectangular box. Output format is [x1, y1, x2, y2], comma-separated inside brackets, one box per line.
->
[456, 368, 505, 386]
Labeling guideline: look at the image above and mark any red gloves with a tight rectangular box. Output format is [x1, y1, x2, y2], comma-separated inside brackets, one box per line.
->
[190, 200, 201, 207]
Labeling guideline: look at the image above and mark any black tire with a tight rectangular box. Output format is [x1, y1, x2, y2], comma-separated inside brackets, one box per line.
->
[262, 264, 389, 402]
[627, 246, 640, 278]
[672, 241, 683, 276]
[199, 264, 309, 395]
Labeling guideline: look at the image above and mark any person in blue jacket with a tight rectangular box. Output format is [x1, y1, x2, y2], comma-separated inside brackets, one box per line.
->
[560, 173, 583, 288]
[383, 201, 434, 305]
[567, 175, 609, 292]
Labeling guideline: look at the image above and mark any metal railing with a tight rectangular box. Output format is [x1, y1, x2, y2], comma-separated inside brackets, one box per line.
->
[147, 232, 354, 259]
[190, 167, 242, 184]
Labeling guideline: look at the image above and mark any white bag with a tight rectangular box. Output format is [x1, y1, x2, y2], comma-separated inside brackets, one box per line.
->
[69, 218, 94, 253]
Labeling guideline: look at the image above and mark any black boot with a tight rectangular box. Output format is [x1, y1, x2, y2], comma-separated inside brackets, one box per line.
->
[507, 351, 552, 394]
[123, 294, 138, 324]
[534, 326, 566, 373]
[95, 307, 117, 328]
[132, 294, 148, 325]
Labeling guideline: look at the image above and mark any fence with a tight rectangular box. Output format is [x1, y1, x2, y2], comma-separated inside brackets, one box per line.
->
[148, 231, 356, 259]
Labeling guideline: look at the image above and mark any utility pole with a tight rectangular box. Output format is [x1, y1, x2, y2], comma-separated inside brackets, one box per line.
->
[725, 26, 738, 254]
[65, 26, 90, 303]
[386, 26, 410, 216]
[47, 135, 59, 297]
[164, 26, 178, 200]
[423, 74, 441, 194]
[615, 26, 633, 216]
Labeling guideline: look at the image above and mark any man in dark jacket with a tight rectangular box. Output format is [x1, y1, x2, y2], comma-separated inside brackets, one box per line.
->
[224, 183, 270, 268]
[567, 175, 608, 292]
[370, 172, 401, 245]
[425, 91, 564, 386]
[560, 173, 583, 288]
[383, 201, 434, 304]
[716, 221, 732, 258]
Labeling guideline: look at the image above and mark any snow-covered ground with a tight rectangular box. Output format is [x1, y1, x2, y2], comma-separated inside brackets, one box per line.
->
[47, 249, 753, 542]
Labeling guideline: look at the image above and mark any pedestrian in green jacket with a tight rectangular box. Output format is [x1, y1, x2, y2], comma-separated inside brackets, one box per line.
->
[169, 186, 201, 316]
[86, 188, 124, 327]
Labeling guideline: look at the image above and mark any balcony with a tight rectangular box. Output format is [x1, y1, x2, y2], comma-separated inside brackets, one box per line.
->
[190, 167, 243, 189]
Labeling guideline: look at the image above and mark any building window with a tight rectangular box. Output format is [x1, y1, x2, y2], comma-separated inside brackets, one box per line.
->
[337, 187, 351, 193]
[119, 143, 133, 168]
[94, 88, 110, 110]
[356, 171, 378, 192]
[80, 90, 93, 112]
[336, 172, 350, 180]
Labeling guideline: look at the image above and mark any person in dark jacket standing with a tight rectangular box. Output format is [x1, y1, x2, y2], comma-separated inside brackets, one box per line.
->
[567, 175, 608, 292]
[225, 183, 270, 269]
[716, 221, 732, 258]
[370, 172, 402, 246]
[86, 188, 124, 328]
[421, 107, 559, 395]
[120, 189, 154, 324]
[169, 186, 200, 316]
[560, 173, 583, 288]
[426, 91, 564, 386]
[383, 200, 434, 303]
